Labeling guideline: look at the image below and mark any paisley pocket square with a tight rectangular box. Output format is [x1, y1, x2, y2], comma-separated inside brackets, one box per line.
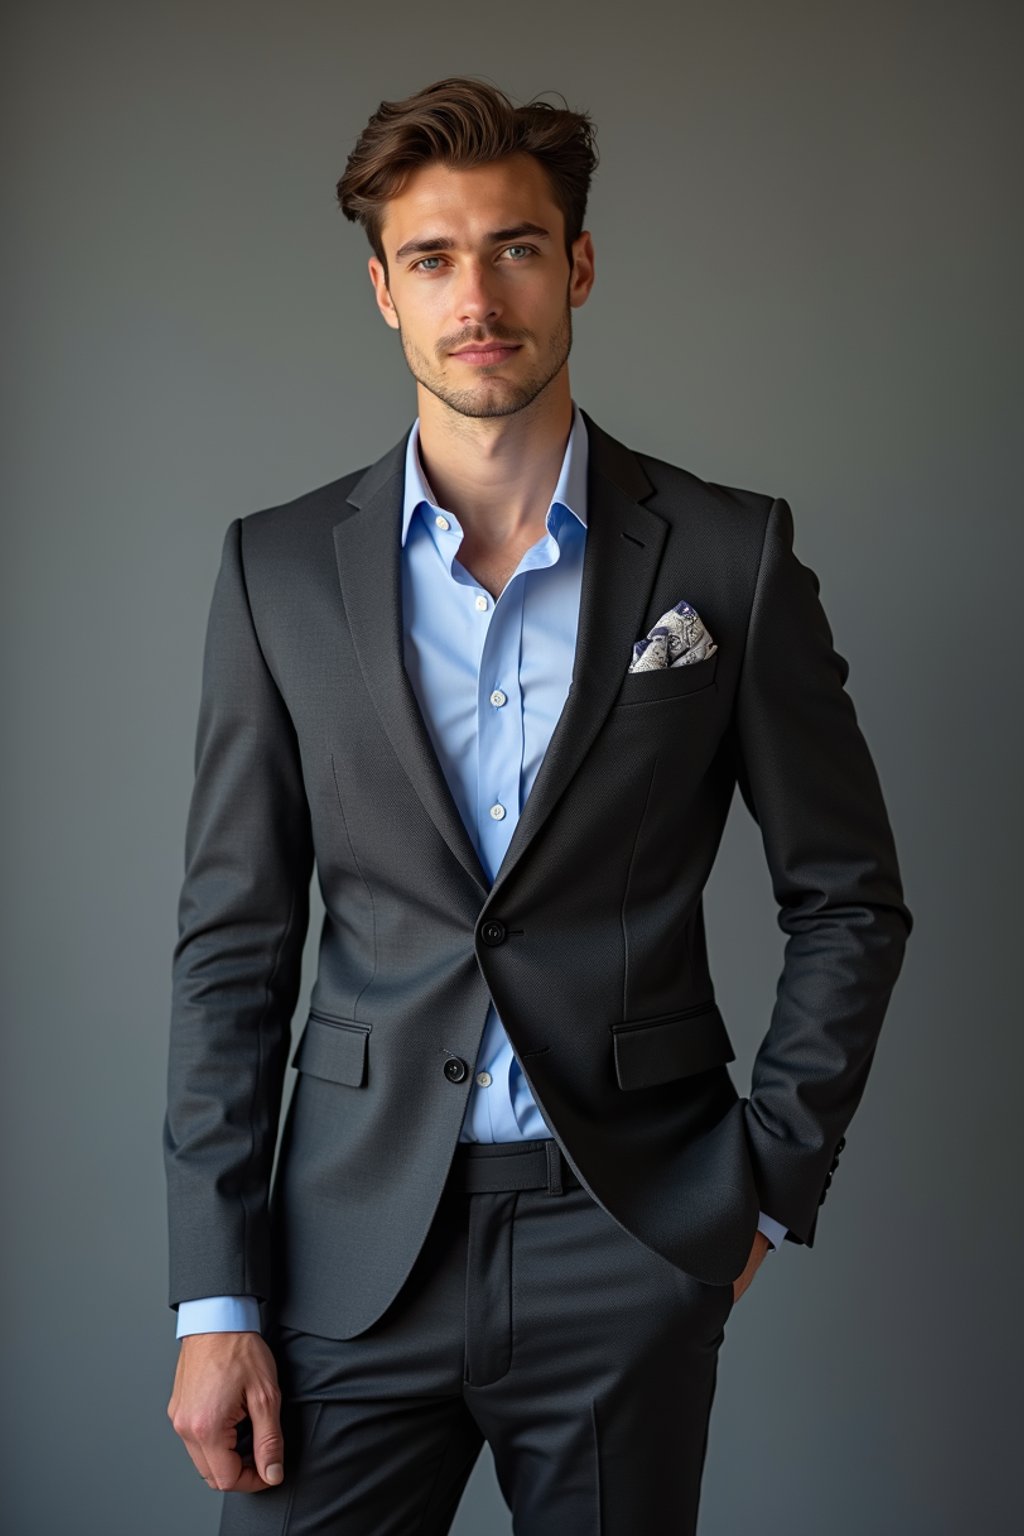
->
[628, 600, 718, 673]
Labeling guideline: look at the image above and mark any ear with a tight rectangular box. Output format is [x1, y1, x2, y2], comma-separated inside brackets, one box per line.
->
[368, 256, 400, 331]
[569, 231, 596, 309]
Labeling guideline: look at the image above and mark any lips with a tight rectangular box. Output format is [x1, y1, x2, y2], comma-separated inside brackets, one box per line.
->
[451, 344, 521, 364]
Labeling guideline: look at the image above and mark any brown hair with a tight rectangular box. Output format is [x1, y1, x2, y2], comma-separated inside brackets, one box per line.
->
[337, 76, 599, 280]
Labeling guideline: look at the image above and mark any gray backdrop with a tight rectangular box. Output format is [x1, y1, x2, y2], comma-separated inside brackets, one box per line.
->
[3, 1, 1021, 1532]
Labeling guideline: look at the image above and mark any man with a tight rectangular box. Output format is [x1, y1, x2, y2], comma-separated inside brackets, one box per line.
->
[165, 76, 912, 1534]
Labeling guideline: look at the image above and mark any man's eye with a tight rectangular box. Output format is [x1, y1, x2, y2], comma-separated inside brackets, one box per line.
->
[412, 247, 535, 273]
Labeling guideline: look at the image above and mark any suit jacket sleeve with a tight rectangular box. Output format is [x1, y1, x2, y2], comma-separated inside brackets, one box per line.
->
[163, 516, 314, 1309]
[733, 496, 913, 1246]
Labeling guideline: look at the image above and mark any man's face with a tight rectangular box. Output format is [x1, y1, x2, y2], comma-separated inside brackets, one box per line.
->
[368, 154, 594, 419]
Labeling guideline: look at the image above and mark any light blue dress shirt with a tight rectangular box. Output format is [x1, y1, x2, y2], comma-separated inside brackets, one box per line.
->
[176, 402, 788, 1338]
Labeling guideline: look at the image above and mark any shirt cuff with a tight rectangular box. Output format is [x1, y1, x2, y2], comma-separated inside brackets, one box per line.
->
[175, 1296, 262, 1338]
[757, 1211, 789, 1251]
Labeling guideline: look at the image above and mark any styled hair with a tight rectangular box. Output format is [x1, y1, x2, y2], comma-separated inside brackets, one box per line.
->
[337, 76, 599, 280]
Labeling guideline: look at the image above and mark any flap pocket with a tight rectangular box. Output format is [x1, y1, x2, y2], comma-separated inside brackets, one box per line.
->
[611, 1002, 734, 1090]
[291, 1010, 370, 1087]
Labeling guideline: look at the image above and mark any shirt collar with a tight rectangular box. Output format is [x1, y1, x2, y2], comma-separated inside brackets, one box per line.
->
[400, 400, 589, 547]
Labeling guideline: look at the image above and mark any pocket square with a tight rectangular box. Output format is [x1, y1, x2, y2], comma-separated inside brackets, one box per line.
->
[628, 600, 718, 673]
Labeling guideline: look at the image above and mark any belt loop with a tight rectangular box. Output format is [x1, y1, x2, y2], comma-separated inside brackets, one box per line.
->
[544, 1139, 564, 1196]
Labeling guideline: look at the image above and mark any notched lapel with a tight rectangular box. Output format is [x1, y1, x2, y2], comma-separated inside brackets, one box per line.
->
[331, 410, 680, 906]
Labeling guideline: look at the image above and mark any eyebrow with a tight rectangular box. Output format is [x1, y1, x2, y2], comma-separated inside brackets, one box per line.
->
[393, 223, 553, 263]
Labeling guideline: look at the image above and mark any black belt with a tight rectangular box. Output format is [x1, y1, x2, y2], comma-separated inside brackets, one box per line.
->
[449, 1138, 583, 1195]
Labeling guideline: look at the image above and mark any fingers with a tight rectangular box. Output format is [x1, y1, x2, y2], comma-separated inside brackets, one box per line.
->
[180, 1417, 279, 1492]
[170, 1402, 250, 1491]
[248, 1383, 285, 1486]
[185, 1439, 218, 1489]
[201, 1421, 252, 1493]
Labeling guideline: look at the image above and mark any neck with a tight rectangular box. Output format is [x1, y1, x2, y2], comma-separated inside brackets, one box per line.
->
[414, 382, 574, 548]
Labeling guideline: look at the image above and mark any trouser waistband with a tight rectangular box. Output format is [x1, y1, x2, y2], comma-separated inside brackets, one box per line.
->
[448, 1138, 582, 1195]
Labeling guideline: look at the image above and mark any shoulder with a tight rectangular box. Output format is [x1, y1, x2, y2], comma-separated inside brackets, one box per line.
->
[634, 444, 776, 527]
[235, 464, 370, 553]
[582, 410, 777, 536]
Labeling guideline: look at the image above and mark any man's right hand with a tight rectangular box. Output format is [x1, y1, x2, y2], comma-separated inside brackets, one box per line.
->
[167, 1331, 284, 1492]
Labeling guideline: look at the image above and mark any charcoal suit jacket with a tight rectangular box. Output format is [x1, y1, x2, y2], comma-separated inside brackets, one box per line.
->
[164, 407, 913, 1340]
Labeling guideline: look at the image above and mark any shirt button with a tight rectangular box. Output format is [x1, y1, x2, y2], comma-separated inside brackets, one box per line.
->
[489, 803, 506, 821]
[475, 594, 489, 611]
[490, 689, 507, 707]
[434, 514, 450, 531]
[475, 1071, 492, 1087]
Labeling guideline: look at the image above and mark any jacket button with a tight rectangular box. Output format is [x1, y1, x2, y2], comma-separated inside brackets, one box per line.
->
[444, 1056, 468, 1083]
[480, 919, 507, 946]
[837, 1136, 846, 1153]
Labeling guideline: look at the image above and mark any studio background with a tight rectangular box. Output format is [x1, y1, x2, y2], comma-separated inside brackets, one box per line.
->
[3, 2, 1020, 1532]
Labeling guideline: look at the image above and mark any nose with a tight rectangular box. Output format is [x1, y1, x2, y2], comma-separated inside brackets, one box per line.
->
[454, 260, 501, 326]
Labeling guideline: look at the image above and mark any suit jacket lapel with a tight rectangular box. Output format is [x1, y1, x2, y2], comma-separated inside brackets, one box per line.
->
[332, 407, 670, 903]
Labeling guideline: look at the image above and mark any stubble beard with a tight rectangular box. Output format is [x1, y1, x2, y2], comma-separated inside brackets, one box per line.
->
[394, 294, 573, 420]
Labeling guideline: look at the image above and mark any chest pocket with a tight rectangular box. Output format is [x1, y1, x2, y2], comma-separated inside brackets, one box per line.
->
[613, 650, 719, 707]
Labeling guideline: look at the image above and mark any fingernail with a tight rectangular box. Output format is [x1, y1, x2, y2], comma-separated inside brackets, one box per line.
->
[266, 1463, 284, 1484]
